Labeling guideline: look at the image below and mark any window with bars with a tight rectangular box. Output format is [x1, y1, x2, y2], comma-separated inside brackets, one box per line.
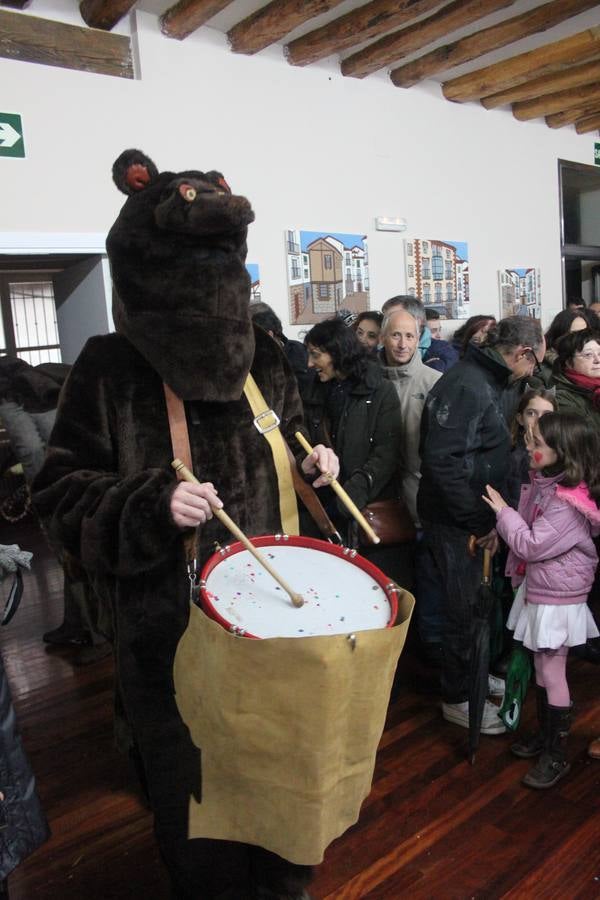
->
[1, 274, 62, 365]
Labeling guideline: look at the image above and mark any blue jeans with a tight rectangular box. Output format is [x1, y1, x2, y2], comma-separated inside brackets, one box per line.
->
[421, 520, 484, 704]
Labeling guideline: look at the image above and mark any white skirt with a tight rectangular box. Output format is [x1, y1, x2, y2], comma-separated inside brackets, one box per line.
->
[507, 580, 599, 652]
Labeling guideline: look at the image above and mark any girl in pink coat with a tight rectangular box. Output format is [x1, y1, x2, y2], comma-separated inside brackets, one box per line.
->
[483, 412, 600, 790]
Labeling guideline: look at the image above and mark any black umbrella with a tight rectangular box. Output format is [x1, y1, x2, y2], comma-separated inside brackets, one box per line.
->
[468, 545, 497, 764]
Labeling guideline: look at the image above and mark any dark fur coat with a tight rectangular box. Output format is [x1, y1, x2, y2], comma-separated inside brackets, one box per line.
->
[31, 151, 307, 886]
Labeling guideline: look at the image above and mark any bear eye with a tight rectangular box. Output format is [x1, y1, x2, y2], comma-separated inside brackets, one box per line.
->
[179, 184, 197, 202]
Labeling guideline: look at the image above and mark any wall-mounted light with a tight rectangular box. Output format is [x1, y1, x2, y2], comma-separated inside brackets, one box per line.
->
[375, 216, 407, 232]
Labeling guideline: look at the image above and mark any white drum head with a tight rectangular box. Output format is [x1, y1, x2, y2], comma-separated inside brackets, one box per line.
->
[202, 541, 393, 639]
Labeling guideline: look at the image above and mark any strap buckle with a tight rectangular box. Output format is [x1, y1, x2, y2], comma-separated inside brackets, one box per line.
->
[253, 408, 280, 435]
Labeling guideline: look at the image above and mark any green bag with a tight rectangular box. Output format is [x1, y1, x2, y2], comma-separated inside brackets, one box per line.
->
[499, 643, 532, 731]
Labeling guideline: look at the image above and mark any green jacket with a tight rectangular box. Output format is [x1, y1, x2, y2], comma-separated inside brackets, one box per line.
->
[552, 370, 600, 428]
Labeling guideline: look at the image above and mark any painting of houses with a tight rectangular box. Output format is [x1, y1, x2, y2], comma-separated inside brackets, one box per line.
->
[246, 263, 262, 304]
[498, 268, 541, 319]
[286, 229, 369, 325]
[404, 238, 470, 319]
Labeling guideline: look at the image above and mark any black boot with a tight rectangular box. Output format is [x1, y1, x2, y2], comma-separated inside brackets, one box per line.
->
[511, 685, 547, 759]
[522, 704, 571, 789]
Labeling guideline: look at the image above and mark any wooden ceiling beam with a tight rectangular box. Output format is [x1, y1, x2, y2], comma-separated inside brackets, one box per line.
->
[575, 110, 600, 133]
[79, 0, 136, 30]
[442, 25, 600, 102]
[228, 0, 346, 55]
[0, 6, 132, 76]
[160, 0, 233, 41]
[285, 0, 444, 67]
[546, 103, 600, 127]
[0, 0, 31, 9]
[342, 0, 516, 79]
[513, 82, 600, 120]
[481, 58, 600, 108]
[391, 0, 600, 89]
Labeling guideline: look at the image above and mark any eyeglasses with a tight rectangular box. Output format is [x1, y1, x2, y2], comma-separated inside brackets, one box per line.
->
[575, 351, 600, 362]
[523, 348, 542, 375]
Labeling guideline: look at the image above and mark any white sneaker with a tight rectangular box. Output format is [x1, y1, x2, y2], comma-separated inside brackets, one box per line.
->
[488, 674, 505, 697]
[442, 699, 506, 735]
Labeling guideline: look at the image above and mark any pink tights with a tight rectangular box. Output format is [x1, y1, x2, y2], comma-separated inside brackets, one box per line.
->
[534, 647, 570, 707]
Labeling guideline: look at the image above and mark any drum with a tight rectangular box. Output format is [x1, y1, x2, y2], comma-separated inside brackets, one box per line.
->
[200, 534, 398, 639]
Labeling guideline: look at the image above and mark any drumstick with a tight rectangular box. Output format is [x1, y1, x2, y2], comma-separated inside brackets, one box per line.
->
[295, 432, 380, 545]
[171, 459, 305, 608]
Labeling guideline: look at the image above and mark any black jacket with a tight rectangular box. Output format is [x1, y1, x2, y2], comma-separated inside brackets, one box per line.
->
[301, 361, 402, 518]
[417, 344, 513, 536]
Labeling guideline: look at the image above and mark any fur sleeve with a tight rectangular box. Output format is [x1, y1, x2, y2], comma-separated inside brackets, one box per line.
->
[32, 339, 180, 578]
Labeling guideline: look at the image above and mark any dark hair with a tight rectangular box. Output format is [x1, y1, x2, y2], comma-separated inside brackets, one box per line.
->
[567, 297, 586, 309]
[538, 412, 600, 502]
[304, 318, 367, 381]
[555, 327, 600, 370]
[353, 311, 383, 331]
[452, 315, 496, 357]
[425, 308, 440, 320]
[251, 306, 283, 338]
[484, 316, 543, 354]
[511, 387, 557, 444]
[545, 308, 600, 350]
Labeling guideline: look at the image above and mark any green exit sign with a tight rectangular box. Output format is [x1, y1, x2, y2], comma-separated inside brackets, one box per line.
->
[595, 141, 600, 167]
[0, 113, 25, 158]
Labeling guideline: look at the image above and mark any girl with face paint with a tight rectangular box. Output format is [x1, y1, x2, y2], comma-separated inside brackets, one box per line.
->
[482, 413, 600, 791]
[505, 388, 558, 510]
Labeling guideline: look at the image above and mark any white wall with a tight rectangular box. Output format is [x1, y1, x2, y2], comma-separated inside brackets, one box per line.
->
[1, 5, 599, 343]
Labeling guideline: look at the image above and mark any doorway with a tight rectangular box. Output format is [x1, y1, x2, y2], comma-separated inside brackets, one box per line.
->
[0, 253, 111, 365]
[559, 159, 600, 306]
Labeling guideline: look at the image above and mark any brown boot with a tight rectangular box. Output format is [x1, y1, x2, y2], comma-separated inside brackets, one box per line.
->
[522, 704, 571, 789]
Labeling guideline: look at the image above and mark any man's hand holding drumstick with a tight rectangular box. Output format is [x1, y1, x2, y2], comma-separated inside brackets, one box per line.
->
[170, 481, 222, 529]
[170, 442, 338, 529]
[299, 442, 340, 488]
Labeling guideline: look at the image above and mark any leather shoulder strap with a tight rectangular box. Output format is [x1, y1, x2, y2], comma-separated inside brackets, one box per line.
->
[164, 382, 193, 473]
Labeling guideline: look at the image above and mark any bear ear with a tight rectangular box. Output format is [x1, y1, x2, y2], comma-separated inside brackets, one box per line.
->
[205, 171, 232, 194]
[112, 149, 159, 195]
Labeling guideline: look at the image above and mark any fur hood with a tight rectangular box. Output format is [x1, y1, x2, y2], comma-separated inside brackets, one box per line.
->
[556, 481, 600, 536]
[106, 149, 256, 402]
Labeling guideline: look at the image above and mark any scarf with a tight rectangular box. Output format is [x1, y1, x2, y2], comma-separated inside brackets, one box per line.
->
[418, 325, 432, 359]
[564, 368, 600, 410]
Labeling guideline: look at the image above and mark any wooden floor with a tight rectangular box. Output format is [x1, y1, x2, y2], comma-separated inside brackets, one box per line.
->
[1, 515, 600, 899]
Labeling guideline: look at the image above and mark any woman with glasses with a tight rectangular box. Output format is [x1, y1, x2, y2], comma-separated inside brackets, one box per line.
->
[552, 329, 600, 429]
[539, 308, 600, 385]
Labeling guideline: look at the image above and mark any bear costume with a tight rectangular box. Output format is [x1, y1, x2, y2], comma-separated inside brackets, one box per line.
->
[33, 150, 317, 899]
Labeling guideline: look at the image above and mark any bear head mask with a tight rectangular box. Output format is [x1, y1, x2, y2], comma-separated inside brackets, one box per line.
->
[107, 149, 256, 402]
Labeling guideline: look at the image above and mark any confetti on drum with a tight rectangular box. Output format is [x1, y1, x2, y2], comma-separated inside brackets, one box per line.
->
[202, 544, 393, 639]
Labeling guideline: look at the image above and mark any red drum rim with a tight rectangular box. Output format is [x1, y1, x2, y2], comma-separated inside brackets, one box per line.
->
[199, 534, 399, 639]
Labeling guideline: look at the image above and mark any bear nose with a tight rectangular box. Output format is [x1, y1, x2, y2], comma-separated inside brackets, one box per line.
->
[179, 184, 197, 202]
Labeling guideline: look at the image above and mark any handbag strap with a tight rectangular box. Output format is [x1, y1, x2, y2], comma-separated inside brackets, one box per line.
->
[283, 441, 341, 543]
[243, 373, 300, 536]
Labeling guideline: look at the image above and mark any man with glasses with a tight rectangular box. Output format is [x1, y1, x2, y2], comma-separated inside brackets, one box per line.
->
[417, 316, 546, 734]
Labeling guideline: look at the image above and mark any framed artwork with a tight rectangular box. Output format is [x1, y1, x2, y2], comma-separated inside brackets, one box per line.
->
[285, 229, 369, 325]
[404, 238, 469, 319]
[498, 268, 541, 319]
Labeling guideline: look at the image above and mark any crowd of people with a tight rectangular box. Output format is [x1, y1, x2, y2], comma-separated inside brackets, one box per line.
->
[248, 296, 600, 793]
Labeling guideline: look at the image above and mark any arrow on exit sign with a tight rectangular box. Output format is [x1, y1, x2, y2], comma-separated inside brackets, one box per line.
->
[0, 113, 25, 158]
